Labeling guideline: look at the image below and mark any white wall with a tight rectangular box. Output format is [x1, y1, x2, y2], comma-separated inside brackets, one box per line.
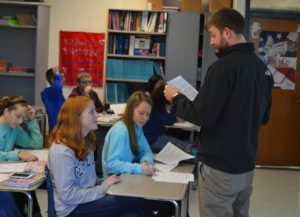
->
[43, 0, 148, 99]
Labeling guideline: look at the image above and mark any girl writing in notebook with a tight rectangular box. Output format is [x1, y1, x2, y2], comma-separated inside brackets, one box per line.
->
[0, 95, 43, 217]
[102, 91, 174, 217]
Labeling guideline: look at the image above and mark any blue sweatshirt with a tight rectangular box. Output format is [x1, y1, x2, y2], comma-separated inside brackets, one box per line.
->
[41, 73, 65, 131]
[0, 120, 43, 160]
[143, 108, 176, 145]
[48, 144, 110, 217]
[102, 121, 154, 177]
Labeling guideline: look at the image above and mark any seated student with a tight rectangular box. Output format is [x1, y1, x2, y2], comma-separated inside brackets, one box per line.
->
[47, 96, 150, 217]
[69, 71, 104, 113]
[143, 75, 193, 153]
[0, 96, 43, 217]
[102, 91, 156, 177]
[41, 66, 65, 132]
[0, 192, 22, 217]
[102, 91, 174, 217]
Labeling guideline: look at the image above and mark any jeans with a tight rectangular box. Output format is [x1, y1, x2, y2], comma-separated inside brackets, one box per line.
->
[66, 195, 151, 217]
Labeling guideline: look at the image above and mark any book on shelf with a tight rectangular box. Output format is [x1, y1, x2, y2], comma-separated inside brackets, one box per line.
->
[0, 173, 45, 188]
[141, 11, 148, 32]
[146, 12, 157, 32]
[129, 35, 135, 56]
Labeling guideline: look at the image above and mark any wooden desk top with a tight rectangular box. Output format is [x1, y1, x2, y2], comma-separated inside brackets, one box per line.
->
[107, 163, 195, 201]
[107, 173, 188, 200]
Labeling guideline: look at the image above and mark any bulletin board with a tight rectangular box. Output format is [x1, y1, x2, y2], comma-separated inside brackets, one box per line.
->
[59, 31, 105, 87]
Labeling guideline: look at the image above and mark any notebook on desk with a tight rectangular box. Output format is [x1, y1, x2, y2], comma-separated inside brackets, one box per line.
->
[0, 173, 45, 188]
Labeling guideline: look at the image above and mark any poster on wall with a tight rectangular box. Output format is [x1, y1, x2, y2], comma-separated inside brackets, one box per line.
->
[59, 31, 105, 87]
[258, 30, 298, 90]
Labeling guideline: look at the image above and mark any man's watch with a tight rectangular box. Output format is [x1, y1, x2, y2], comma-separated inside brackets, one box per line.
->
[172, 92, 179, 99]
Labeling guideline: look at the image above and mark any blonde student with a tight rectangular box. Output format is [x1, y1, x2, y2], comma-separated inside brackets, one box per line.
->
[0, 95, 43, 217]
[102, 91, 156, 177]
[47, 96, 150, 217]
[102, 91, 174, 217]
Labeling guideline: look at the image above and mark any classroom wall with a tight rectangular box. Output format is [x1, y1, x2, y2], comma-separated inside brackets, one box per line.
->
[43, 0, 148, 100]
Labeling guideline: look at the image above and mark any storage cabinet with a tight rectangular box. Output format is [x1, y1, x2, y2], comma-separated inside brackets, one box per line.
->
[165, 12, 200, 88]
[0, 1, 50, 105]
[104, 9, 167, 104]
[197, 13, 217, 89]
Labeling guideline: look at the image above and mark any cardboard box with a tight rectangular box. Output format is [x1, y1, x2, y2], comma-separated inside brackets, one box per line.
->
[209, 0, 232, 13]
[147, 0, 163, 10]
[181, 0, 202, 12]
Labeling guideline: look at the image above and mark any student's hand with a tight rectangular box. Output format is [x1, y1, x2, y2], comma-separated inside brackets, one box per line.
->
[26, 105, 36, 121]
[84, 85, 93, 95]
[176, 117, 184, 123]
[18, 151, 38, 162]
[106, 175, 121, 185]
[52, 66, 60, 74]
[164, 85, 180, 102]
[142, 163, 156, 176]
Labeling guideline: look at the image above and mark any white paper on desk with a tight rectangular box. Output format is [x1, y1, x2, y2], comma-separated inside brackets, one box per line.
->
[167, 75, 198, 101]
[0, 174, 9, 182]
[173, 121, 195, 128]
[15, 149, 49, 161]
[153, 171, 194, 184]
[97, 114, 119, 123]
[154, 142, 194, 166]
[110, 103, 126, 115]
[0, 162, 27, 173]
[154, 163, 176, 172]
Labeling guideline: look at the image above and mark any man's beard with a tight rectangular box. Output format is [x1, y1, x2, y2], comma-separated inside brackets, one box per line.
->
[215, 36, 229, 54]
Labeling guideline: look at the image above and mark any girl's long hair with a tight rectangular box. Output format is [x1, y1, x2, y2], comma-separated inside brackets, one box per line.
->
[123, 91, 152, 156]
[48, 96, 96, 160]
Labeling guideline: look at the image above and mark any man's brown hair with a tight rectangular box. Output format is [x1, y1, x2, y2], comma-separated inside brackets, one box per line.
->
[205, 8, 245, 34]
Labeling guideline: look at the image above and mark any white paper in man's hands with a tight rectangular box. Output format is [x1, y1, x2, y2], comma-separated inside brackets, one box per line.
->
[167, 75, 198, 101]
[154, 142, 194, 166]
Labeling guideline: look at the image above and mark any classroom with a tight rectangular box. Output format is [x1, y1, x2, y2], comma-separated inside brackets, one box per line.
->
[0, 0, 299, 217]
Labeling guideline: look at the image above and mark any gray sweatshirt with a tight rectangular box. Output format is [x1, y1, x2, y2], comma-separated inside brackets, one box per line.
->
[47, 144, 109, 217]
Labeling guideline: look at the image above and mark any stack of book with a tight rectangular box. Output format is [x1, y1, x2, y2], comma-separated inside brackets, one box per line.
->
[0, 173, 45, 188]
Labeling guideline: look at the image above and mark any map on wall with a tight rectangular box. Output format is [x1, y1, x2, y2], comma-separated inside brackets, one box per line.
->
[258, 30, 298, 90]
[59, 31, 105, 87]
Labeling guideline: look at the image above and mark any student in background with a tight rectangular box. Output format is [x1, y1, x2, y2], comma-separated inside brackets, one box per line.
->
[69, 71, 104, 113]
[0, 96, 43, 217]
[41, 66, 65, 132]
[102, 91, 174, 217]
[48, 96, 148, 217]
[164, 8, 274, 217]
[143, 75, 193, 153]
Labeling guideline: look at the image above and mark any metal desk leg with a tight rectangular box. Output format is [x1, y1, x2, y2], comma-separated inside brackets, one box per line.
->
[181, 187, 189, 217]
[170, 200, 180, 217]
[23, 191, 33, 217]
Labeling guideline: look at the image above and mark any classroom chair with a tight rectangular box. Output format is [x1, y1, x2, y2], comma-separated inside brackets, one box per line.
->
[45, 165, 57, 217]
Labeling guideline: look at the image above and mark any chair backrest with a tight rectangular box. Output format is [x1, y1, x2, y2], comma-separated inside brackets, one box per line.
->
[45, 165, 57, 217]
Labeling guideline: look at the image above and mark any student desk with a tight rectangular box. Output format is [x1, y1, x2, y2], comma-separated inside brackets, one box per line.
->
[0, 179, 44, 217]
[107, 164, 195, 217]
[166, 122, 201, 145]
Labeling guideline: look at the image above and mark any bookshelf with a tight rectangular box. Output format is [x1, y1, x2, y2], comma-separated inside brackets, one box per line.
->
[104, 9, 168, 104]
[0, 1, 50, 105]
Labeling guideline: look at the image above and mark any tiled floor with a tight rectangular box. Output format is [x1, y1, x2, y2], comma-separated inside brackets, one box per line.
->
[37, 168, 300, 217]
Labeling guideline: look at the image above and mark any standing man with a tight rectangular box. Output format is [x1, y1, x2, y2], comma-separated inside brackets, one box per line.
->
[164, 8, 274, 217]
